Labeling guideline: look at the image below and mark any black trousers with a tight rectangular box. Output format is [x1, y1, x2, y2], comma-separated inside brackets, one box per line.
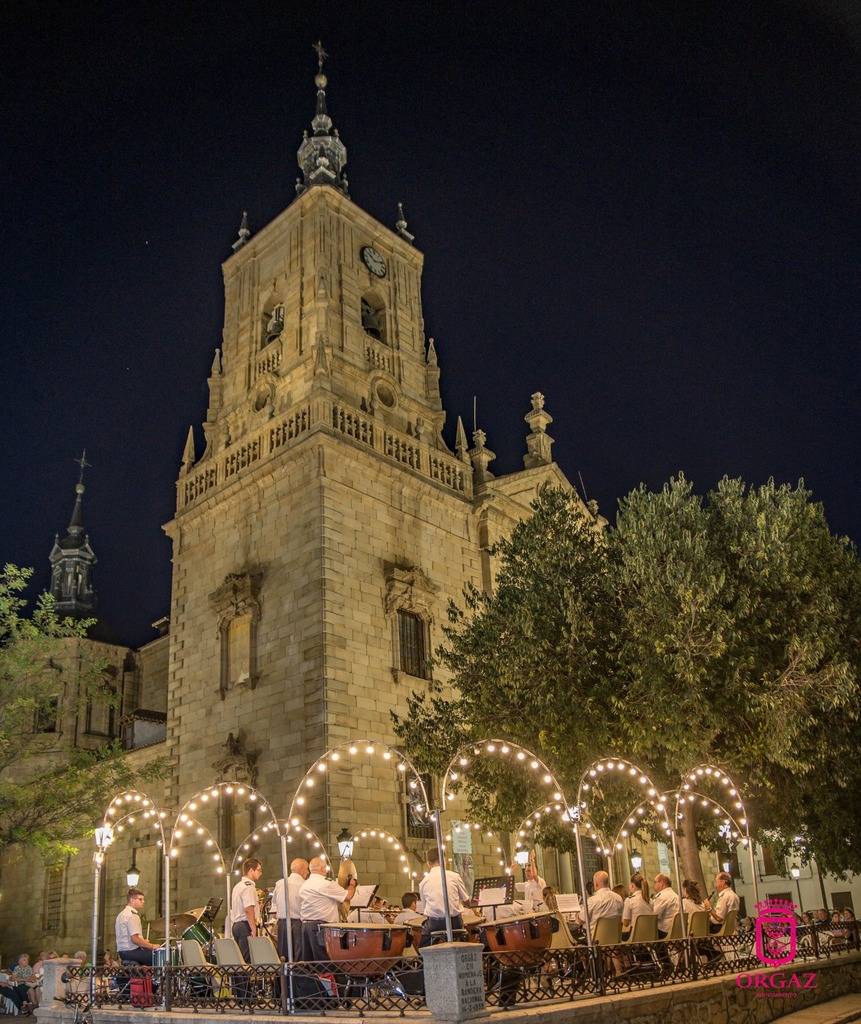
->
[419, 914, 464, 947]
[118, 947, 154, 966]
[232, 920, 252, 962]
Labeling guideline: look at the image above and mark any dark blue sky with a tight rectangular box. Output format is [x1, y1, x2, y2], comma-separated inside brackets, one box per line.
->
[2, 1, 858, 647]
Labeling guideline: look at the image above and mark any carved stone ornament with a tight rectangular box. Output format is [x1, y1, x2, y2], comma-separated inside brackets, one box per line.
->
[384, 563, 439, 618]
[210, 571, 263, 630]
[212, 730, 258, 786]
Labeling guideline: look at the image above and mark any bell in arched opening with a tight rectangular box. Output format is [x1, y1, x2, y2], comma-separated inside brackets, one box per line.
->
[361, 298, 383, 341]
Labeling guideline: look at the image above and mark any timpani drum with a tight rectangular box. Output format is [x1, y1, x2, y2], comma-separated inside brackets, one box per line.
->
[319, 923, 409, 976]
[405, 916, 426, 949]
[479, 912, 554, 966]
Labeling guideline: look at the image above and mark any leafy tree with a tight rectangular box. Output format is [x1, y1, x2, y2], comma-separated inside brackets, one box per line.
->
[0, 564, 167, 863]
[393, 479, 861, 886]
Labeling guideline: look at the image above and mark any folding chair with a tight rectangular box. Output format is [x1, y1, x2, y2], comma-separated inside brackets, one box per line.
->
[214, 938, 249, 1001]
[179, 939, 212, 998]
[247, 935, 281, 998]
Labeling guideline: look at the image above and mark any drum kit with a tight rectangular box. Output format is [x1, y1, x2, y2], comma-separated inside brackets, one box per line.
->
[149, 898, 223, 962]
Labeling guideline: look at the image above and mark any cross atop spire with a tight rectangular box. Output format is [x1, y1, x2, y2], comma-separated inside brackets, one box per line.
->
[313, 40, 328, 73]
[75, 449, 91, 484]
[296, 41, 349, 198]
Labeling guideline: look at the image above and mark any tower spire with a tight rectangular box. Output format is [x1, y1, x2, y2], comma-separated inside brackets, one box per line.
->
[296, 41, 349, 198]
[49, 451, 97, 618]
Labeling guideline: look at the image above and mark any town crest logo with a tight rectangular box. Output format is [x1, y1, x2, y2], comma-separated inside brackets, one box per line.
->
[755, 897, 797, 966]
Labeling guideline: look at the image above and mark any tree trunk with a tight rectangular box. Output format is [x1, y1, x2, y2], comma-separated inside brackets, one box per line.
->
[675, 825, 708, 897]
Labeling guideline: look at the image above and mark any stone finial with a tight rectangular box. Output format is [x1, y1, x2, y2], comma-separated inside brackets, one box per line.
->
[455, 416, 469, 463]
[523, 391, 554, 468]
[181, 426, 196, 474]
[231, 211, 251, 253]
[396, 202, 415, 243]
[426, 337, 438, 367]
[211, 347, 223, 376]
[468, 428, 496, 487]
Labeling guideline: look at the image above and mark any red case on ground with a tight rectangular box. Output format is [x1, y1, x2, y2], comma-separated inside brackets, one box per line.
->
[130, 974, 154, 1007]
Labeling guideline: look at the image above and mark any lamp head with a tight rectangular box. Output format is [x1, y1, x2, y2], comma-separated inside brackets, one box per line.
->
[337, 827, 353, 859]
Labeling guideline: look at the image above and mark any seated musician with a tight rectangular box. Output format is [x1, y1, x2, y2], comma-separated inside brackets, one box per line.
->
[392, 892, 420, 925]
[417, 847, 471, 947]
[347, 895, 388, 923]
[577, 871, 623, 930]
[115, 888, 161, 965]
[621, 873, 656, 938]
[702, 872, 740, 934]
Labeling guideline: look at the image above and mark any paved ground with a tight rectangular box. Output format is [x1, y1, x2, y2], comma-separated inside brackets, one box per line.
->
[777, 993, 861, 1023]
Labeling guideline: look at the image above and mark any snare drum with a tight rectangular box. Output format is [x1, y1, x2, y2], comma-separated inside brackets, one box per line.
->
[319, 923, 409, 977]
[153, 944, 180, 968]
[479, 912, 554, 966]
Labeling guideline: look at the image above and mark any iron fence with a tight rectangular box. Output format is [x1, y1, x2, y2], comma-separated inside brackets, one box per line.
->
[60, 922, 860, 1015]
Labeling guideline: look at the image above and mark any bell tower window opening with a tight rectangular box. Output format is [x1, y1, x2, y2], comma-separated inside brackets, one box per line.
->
[398, 610, 427, 678]
[262, 304, 284, 348]
[361, 296, 387, 344]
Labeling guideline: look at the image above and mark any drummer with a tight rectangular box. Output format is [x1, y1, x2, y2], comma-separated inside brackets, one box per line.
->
[298, 856, 357, 960]
[417, 847, 471, 947]
[115, 888, 161, 965]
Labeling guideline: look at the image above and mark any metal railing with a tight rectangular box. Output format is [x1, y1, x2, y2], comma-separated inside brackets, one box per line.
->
[61, 922, 860, 1016]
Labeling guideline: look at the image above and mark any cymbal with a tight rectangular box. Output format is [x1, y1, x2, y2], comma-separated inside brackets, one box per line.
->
[150, 913, 197, 934]
[186, 908, 206, 919]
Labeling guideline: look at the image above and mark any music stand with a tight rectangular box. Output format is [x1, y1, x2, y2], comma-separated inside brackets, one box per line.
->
[472, 875, 515, 922]
[200, 897, 223, 961]
[349, 884, 379, 921]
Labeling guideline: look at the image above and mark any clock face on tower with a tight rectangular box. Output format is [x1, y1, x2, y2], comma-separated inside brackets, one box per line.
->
[360, 245, 387, 278]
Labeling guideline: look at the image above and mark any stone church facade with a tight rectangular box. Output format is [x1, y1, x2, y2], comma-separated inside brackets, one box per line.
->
[0, 60, 591, 955]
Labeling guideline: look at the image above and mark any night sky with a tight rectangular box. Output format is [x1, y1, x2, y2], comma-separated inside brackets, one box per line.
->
[2, 2, 858, 648]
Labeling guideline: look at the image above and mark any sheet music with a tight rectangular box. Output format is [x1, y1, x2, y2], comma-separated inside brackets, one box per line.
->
[554, 893, 581, 915]
[477, 886, 508, 907]
[349, 883, 379, 909]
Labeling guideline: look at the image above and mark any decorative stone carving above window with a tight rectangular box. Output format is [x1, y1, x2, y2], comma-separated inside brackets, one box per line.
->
[212, 730, 258, 786]
[384, 564, 438, 681]
[384, 564, 439, 618]
[210, 571, 263, 699]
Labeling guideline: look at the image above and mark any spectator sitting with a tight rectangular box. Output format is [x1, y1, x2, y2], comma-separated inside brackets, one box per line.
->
[12, 954, 41, 1009]
[0, 956, 26, 1013]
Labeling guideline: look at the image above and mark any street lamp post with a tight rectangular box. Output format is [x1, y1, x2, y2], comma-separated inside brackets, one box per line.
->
[791, 864, 803, 913]
[91, 826, 114, 1002]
